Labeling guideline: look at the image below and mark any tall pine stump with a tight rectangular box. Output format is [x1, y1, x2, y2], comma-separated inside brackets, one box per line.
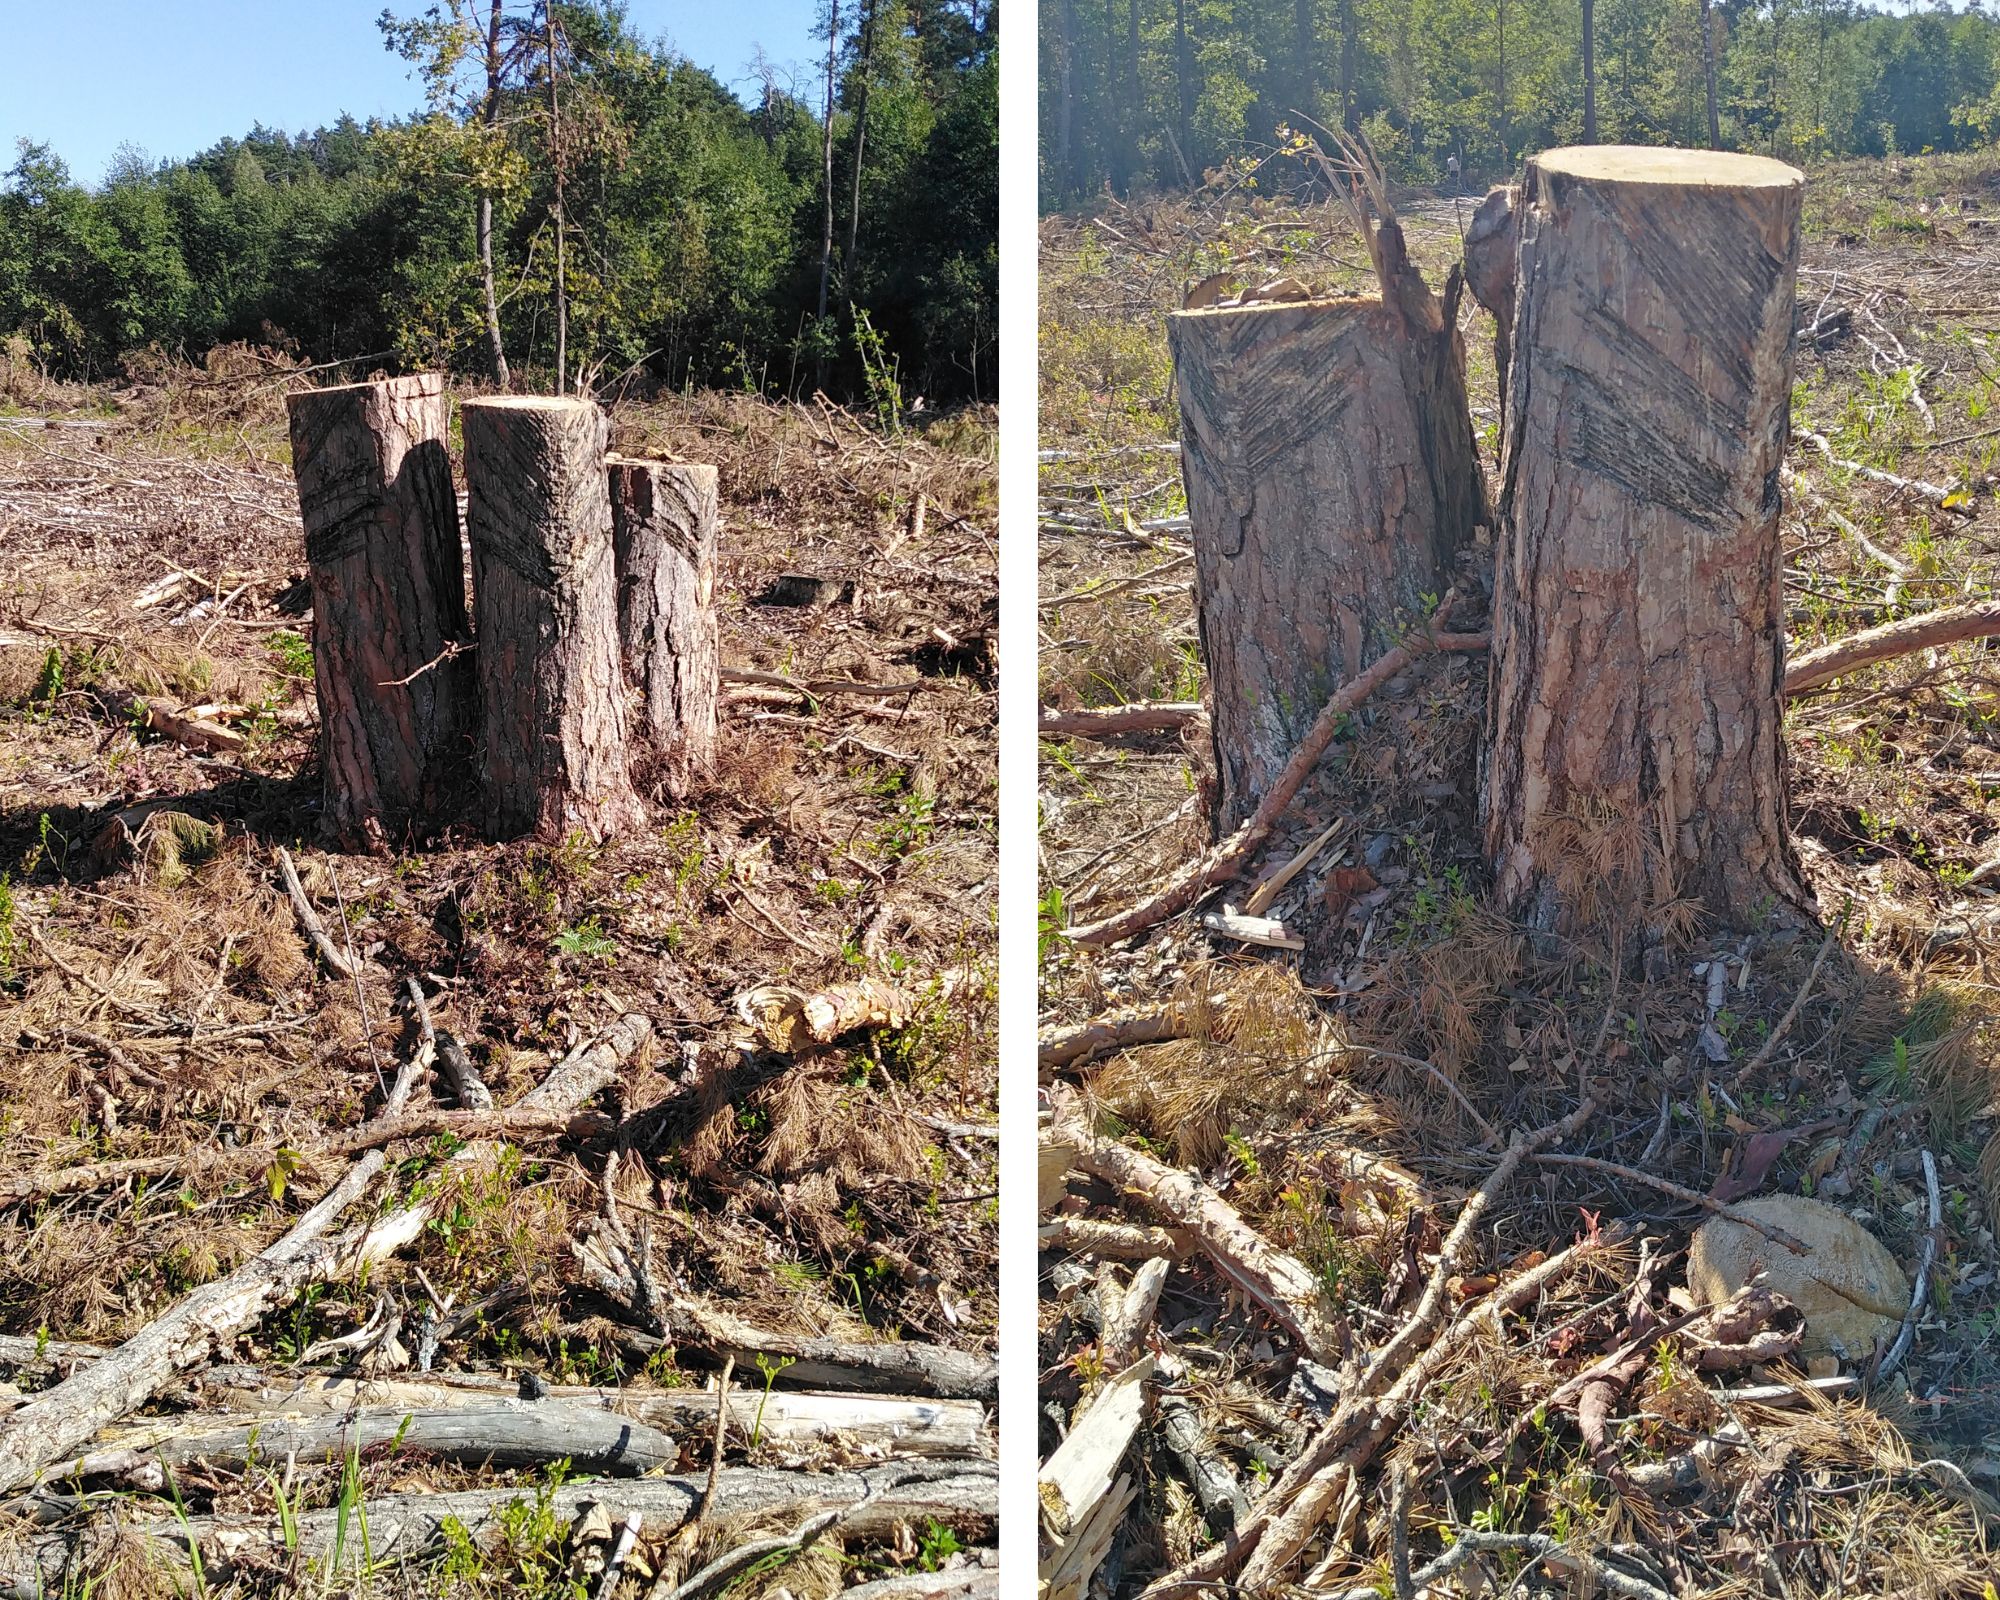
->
[1483, 146, 1814, 941]
[1169, 226, 1487, 833]
[286, 374, 473, 850]
[607, 457, 720, 796]
[462, 396, 644, 843]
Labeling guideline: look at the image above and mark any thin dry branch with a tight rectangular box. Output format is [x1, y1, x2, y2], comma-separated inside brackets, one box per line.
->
[1039, 702, 1205, 738]
[1066, 628, 1489, 946]
[275, 845, 359, 979]
[1784, 599, 2000, 694]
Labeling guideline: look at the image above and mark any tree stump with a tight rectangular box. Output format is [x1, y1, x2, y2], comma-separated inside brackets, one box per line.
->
[285, 374, 473, 850]
[1483, 146, 1815, 942]
[607, 457, 720, 796]
[1169, 257, 1487, 833]
[462, 396, 644, 842]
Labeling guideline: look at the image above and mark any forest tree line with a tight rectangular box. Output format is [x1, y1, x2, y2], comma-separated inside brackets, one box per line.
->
[0, 0, 996, 404]
[1040, 0, 2000, 203]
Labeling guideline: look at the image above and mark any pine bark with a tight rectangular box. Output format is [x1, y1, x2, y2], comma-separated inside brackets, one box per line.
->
[462, 396, 644, 843]
[1169, 249, 1487, 833]
[285, 374, 473, 851]
[1484, 146, 1813, 942]
[607, 457, 720, 795]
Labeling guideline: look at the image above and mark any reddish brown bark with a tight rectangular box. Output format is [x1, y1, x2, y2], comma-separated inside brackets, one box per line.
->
[1170, 261, 1486, 833]
[1484, 147, 1813, 941]
[285, 374, 474, 850]
[462, 396, 643, 843]
[607, 457, 720, 796]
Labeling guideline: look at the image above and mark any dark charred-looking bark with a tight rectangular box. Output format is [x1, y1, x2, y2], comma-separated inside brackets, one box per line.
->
[462, 396, 644, 843]
[1170, 227, 1488, 834]
[607, 457, 720, 797]
[1484, 146, 1813, 942]
[285, 374, 473, 851]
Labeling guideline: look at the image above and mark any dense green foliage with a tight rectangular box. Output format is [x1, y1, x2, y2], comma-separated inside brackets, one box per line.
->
[1040, 0, 2000, 202]
[0, 0, 995, 402]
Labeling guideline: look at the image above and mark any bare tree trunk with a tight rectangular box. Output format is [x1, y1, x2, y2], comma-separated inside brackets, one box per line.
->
[546, 6, 567, 394]
[1582, 0, 1597, 143]
[1338, 0, 1357, 128]
[845, 0, 878, 283]
[462, 396, 644, 842]
[1699, 0, 1722, 148]
[480, 0, 510, 390]
[285, 374, 473, 851]
[1127, 0, 1143, 188]
[1057, 0, 1076, 202]
[608, 457, 720, 797]
[818, 0, 841, 337]
[1484, 146, 1811, 945]
[1170, 229, 1487, 833]
[1495, 0, 1510, 166]
[1173, 0, 1194, 185]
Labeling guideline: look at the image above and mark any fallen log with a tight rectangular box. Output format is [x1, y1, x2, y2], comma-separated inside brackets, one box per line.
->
[841, 1564, 999, 1600]
[1064, 627, 1488, 947]
[1038, 1005, 1198, 1071]
[1046, 1087, 1343, 1363]
[0, 1460, 997, 1592]
[0, 1014, 652, 1496]
[736, 978, 917, 1053]
[1036, 1218, 1192, 1261]
[64, 1399, 680, 1486]
[1783, 599, 2000, 695]
[663, 1303, 997, 1402]
[1039, 702, 1204, 738]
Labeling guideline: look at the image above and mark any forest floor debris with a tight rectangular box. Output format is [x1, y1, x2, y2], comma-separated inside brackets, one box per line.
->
[0, 370, 996, 1596]
[1040, 149, 2000, 1595]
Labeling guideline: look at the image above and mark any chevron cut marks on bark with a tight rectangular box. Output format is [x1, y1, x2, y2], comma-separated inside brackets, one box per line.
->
[1483, 146, 1815, 940]
[463, 395, 645, 842]
[608, 456, 721, 795]
[285, 374, 474, 849]
[1169, 211, 1487, 834]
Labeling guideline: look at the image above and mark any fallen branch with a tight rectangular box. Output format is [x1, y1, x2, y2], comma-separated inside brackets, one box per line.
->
[721, 666, 927, 699]
[663, 1302, 997, 1400]
[1065, 628, 1488, 947]
[1047, 1086, 1344, 1363]
[1794, 427, 1964, 509]
[1038, 702, 1204, 738]
[1529, 1153, 1810, 1252]
[94, 689, 246, 755]
[0, 1105, 615, 1207]
[1038, 1006, 1195, 1071]
[1880, 1148, 1941, 1379]
[4, 1460, 996, 1591]
[275, 845, 358, 979]
[1784, 599, 2000, 694]
[1734, 907, 1846, 1086]
[0, 1013, 651, 1496]
[1036, 1217, 1192, 1260]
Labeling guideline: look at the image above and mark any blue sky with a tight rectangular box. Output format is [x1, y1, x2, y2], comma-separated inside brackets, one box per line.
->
[1, 1, 824, 188]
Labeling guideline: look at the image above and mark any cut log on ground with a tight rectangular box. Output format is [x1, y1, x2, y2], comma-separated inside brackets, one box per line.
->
[0, 1460, 997, 1593]
[285, 375, 474, 849]
[1169, 207, 1486, 832]
[93, 690, 246, 755]
[1485, 146, 1813, 939]
[463, 396, 644, 843]
[608, 457, 720, 795]
[65, 1399, 680, 1485]
[1046, 1087, 1344, 1363]
[0, 1013, 651, 1496]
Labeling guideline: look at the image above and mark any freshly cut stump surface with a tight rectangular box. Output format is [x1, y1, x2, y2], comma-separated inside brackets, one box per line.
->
[1483, 145, 1815, 938]
[1170, 293, 1485, 832]
[286, 374, 473, 849]
[463, 396, 644, 842]
[1689, 1195, 1908, 1358]
[608, 457, 720, 796]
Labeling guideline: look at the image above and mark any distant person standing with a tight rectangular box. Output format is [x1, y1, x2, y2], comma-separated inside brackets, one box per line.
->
[1446, 153, 1461, 194]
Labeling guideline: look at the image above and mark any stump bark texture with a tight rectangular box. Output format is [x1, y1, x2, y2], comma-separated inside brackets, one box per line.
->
[607, 457, 720, 794]
[286, 374, 472, 849]
[462, 396, 643, 842]
[1483, 146, 1814, 937]
[1170, 270, 1487, 832]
